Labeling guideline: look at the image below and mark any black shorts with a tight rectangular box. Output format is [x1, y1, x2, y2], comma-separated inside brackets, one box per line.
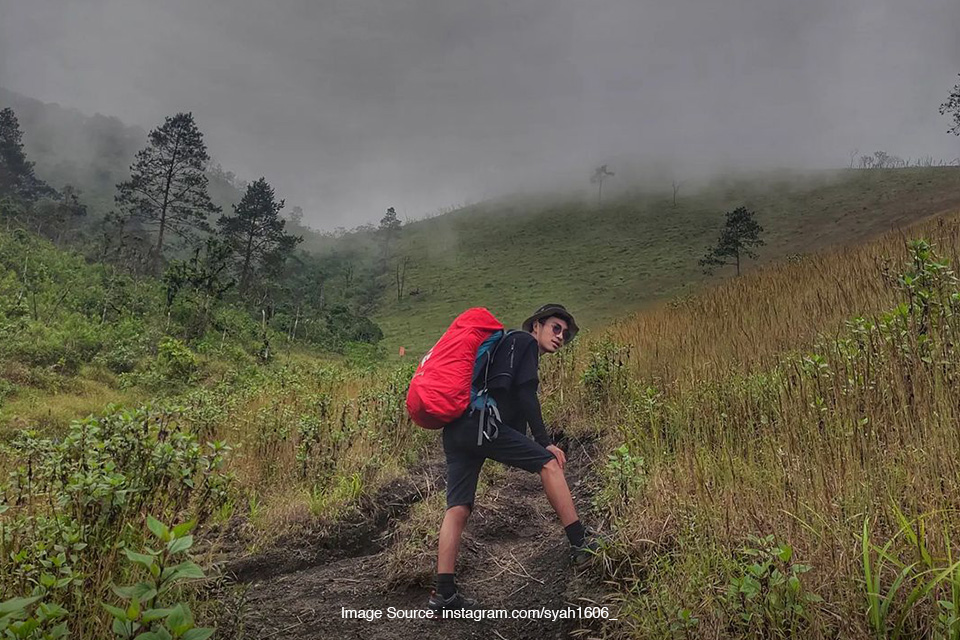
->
[442, 411, 555, 510]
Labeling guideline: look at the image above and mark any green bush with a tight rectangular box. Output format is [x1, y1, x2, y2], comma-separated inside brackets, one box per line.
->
[155, 338, 199, 381]
[0, 378, 17, 408]
[95, 317, 153, 374]
[1, 314, 103, 375]
[324, 305, 383, 350]
[0, 405, 233, 634]
[344, 341, 385, 369]
[580, 337, 631, 407]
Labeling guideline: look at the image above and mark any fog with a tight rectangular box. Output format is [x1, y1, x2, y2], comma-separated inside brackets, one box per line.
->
[1, 0, 958, 229]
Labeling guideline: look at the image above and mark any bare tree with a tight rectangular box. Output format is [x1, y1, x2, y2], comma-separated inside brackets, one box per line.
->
[872, 150, 893, 169]
[590, 165, 615, 205]
[395, 255, 411, 303]
[671, 179, 683, 207]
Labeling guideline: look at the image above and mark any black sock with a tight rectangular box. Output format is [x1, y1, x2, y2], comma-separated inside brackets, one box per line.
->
[565, 520, 586, 547]
[436, 573, 456, 598]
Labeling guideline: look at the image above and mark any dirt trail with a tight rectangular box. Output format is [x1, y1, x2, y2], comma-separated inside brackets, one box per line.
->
[221, 438, 613, 639]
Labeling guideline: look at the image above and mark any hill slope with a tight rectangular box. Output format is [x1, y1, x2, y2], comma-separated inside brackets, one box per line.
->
[376, 168, 960, 353]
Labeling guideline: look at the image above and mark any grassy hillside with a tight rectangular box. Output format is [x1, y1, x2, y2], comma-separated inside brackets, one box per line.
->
[376, 167, 960, 354]
[5, 166, 960, 636]
[0, 227, 314, 434]
[531, 209, 960, 637]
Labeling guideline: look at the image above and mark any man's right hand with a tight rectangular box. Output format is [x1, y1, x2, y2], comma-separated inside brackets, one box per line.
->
[546, 444, 566, 470]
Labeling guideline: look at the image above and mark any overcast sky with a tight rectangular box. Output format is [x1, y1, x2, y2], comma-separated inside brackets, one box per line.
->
[1, 0, 958, 229]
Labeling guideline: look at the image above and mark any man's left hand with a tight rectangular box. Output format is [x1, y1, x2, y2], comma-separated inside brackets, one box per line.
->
[546, 444, 566, 470]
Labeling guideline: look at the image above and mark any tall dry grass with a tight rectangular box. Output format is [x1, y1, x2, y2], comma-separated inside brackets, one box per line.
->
[546, 211, 960, 637]
[608, 215, 960, 388]
[197, 363, 426, 544]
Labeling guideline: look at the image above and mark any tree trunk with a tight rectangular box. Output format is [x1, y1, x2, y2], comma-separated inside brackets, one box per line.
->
[240, 226, 255, 293]
[290, 304, 301, 341]
[155, 130, 183, 274]
[395, 257, 409, 302]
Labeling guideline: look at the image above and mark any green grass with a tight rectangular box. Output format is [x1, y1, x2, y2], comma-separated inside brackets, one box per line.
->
[0, 370, 147, 436]
[375, 167, 960, 354]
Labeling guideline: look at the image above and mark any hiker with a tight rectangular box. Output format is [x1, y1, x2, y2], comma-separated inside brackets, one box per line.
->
[427, 304, 601, 612]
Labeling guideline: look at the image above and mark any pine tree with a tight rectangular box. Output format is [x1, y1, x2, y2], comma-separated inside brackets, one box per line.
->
[218, 177, 302, 293]
[379, 206, 401, 235]
[699, 206, 764, 276]
[379, 206, 401, 249]
[115, 113, 219, 272]
[377, 206, 402, 273]
[0, 107, 54, 205]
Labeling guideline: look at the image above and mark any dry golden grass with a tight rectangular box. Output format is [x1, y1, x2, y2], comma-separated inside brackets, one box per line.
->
[607, 212, 960, 389]
[544, 209, 960, 637]
[201, 364, 426, 544]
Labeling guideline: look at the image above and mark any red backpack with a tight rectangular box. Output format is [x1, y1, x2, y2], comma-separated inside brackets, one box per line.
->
[406, 308, 504, 429]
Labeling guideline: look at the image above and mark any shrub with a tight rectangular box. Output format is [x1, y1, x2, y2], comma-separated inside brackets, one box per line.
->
[580, 337, 631, 407]
[0, 378, 17, 408]
[0, 406, 233, 635]
[595, 443, 646, 518]
[722, 535, 822, 637]
[155, 338, 199, 381]
[103, 517, 213, 640]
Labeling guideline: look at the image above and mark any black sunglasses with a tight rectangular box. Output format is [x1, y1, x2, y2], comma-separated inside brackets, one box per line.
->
[542, 320, 570, 342]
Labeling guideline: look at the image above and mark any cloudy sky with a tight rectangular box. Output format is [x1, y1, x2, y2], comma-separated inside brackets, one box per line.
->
[1, 0, 958, 228]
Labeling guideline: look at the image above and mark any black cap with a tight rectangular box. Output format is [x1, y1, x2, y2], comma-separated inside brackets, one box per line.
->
[521, 304, 579, 342]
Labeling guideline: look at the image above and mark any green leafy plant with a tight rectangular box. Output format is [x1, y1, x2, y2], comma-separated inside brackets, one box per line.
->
[0, 406, 232, 636]
[580, 338, 630, 407]
[103, 516, 213, 640]
[0, 596, 69, 640]
[723, 534, 822, 637]
[862, 512, 960, 640]
[596, 443, 645, 516]
[668, 607, 699, 639]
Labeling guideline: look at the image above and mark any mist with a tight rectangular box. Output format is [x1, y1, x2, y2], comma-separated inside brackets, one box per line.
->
[1, 0, 958, 229]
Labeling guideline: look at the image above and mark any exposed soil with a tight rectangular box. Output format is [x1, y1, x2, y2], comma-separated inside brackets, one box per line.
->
[218, 437, 617, 639]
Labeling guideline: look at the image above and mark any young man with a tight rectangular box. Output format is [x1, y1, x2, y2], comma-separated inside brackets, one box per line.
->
[428, 303, 600, 612]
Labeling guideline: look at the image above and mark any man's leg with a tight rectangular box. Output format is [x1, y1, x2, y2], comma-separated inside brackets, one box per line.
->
[437, 505, 471, 574]
[539, 458, 578, 526]
[481, 428, 592, 552]
[481, 427, 581, 526]
[435, 420, 483, 603]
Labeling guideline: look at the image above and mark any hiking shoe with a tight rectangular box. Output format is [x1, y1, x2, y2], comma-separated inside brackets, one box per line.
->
[427, 590, 478, 615]
[571, 528, 607, 565]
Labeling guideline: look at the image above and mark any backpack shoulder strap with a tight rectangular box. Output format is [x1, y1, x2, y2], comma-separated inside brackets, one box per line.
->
[470, 330, 522, 446]
[476, 329, 522, 390]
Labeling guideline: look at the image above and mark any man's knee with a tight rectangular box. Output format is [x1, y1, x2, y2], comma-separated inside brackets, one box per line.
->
[445, 504, 471, 524]
[540, 458, 563, 478]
